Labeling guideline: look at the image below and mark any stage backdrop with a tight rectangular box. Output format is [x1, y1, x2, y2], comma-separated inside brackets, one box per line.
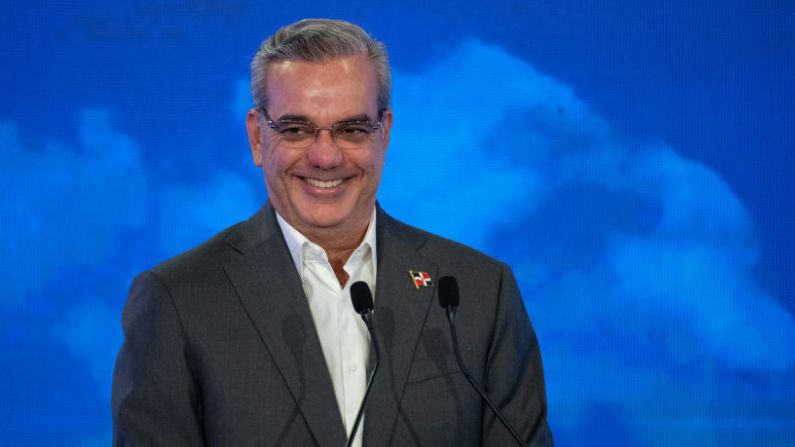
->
[1, 1, 793, 445]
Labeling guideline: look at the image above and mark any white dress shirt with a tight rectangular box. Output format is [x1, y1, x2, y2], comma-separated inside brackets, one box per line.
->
[276, 211, 377, 447]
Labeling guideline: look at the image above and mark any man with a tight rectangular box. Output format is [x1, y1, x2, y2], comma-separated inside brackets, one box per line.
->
[112, 18, 553, 446]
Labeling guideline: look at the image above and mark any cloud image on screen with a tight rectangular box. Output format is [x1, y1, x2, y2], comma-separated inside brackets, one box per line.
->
[0, 110, 150, 445]
[379, 39, 795, 445]
[1, 38, 793, 446]
[0, 110, 147, 303]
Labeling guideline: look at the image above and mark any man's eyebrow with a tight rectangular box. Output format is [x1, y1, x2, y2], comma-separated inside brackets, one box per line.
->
[273, 114, 312, 123]
[335, 114, 373, 123]
[273, 113, 375, 123]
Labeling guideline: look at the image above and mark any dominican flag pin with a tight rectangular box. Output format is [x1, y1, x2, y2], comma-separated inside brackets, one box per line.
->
[409, 270, 432, 289]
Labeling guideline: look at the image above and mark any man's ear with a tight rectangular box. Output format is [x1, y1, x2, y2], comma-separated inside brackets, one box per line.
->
[246, 109, 264, 166]
[380, 108, 393, 151]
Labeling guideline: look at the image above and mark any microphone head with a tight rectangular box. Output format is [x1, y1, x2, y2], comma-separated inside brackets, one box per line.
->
[350, 281, 375, 315]
[438, 276, 460, 309]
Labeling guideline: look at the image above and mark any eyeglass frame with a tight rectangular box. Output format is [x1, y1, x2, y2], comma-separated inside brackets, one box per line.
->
[258, 107, 386, 147]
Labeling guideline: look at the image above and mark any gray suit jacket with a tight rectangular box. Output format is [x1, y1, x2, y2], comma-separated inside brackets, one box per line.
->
[112, 203, 553, 446]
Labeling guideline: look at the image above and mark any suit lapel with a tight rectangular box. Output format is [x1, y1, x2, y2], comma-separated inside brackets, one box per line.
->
[223, 204, 347, 447]
[364, 208, 438, 446]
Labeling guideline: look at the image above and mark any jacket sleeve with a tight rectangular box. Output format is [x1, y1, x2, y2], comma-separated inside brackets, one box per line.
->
[481, 264, 554, 446]
[111, 271, 205, 446]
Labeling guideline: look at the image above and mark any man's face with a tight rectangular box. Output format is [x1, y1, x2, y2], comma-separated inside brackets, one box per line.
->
[246, 56, 392, 240]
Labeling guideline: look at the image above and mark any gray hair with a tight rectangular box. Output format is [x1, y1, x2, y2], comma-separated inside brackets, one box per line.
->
[251, 18, 391, 112]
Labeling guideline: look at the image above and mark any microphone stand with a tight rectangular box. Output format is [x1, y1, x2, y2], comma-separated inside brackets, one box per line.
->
[347, 283, 380, 447]
[441, 279, 527, 447]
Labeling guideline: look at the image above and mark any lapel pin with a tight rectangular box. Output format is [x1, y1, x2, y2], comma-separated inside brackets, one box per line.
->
[409, 270, 433, 289]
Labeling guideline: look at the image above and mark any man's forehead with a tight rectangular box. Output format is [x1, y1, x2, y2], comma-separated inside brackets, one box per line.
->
[266, 55, 376, 83]
[264, 56, 379, 117]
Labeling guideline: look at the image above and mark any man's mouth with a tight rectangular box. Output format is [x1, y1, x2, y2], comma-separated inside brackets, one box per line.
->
[303, 177, 344, 188]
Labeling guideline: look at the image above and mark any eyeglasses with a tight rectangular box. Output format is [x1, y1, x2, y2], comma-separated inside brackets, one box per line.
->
[260, 108, 384, 149]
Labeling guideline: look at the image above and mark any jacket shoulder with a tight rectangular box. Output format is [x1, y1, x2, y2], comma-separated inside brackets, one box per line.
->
[147, 213, 262, 288]
[383, 214, 506, 274]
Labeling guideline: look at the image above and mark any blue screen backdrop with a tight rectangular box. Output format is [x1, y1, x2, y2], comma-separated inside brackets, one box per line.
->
[1, 1, 793, 445]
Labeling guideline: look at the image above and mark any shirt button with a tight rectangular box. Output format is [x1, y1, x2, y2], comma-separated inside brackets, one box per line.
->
[349, 365, 358, 373]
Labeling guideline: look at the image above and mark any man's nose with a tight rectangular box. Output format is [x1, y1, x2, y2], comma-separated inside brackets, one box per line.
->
[306, 129, 344, 169]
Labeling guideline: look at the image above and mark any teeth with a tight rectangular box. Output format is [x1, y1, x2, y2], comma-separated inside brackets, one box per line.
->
[305, 178, 343, 188]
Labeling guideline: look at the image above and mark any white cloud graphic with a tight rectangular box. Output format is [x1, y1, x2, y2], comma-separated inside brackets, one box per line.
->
[380, 39, 794, 373]
[0, 110, 147, 302]
[378, 39, 794, 442]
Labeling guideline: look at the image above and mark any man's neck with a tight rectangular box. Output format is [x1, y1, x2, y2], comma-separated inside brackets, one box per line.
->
[276, 209, 375, 287]
[303, 221, 367, 259]
[313, 226, 367, 286]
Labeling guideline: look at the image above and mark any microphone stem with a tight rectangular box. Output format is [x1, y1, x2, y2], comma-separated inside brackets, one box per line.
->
[346, 312, 380, 447]
[446, 308, 527, 447]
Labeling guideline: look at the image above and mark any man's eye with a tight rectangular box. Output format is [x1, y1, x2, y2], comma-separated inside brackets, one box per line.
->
[336, 124, 371, 139]
[278, 124, 313, 136]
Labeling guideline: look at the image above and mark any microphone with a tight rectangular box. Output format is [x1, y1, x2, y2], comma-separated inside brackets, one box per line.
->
[347, 281, 380, 447]
[437, 276, 527, 447]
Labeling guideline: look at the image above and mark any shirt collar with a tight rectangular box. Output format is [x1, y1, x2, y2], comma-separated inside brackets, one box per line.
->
[276, 209, 378, 278]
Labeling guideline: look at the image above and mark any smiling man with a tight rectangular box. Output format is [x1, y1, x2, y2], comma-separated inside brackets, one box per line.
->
[112, 19, 553, 446]
[248, 53, 390, 286]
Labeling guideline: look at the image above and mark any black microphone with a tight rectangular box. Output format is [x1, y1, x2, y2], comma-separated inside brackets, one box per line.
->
[347, 281, 380, 447]
[437, 276, 527, 447]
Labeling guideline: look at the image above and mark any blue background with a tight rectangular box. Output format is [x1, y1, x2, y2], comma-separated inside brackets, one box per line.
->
[1, 1, 794, 445]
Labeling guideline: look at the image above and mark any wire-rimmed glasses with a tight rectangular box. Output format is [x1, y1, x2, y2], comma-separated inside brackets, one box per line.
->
[260, 108, 384, 149]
